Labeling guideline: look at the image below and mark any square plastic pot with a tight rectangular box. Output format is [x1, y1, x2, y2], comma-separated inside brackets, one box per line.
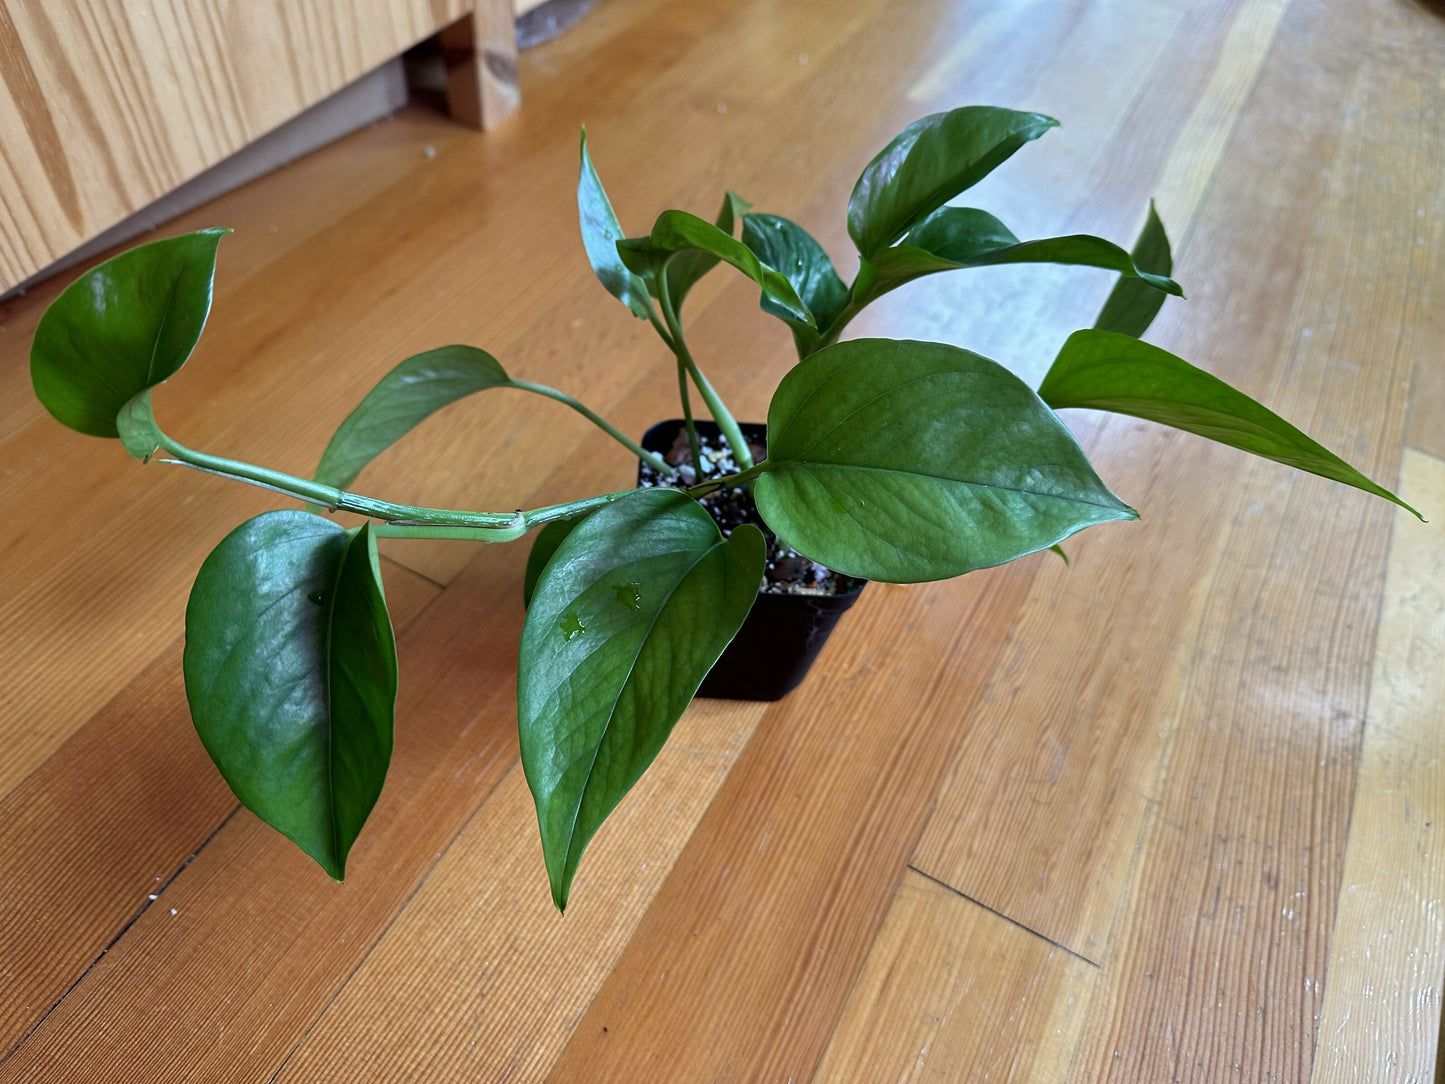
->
[639, 419, 866, 702]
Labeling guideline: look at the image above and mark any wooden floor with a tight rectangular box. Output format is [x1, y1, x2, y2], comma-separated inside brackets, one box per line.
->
[2, 0, 1442, 1079]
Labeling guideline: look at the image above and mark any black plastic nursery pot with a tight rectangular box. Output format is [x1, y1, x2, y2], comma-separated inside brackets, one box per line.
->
[638, 419, 867, 702]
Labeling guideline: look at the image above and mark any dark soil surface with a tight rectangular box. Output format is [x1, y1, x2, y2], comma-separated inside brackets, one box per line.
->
[638, 425, 866, 598]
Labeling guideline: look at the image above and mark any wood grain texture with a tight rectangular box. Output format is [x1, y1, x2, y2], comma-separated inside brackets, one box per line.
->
[913, 0, 1359, 959]
[274, 700, 765, 1083]
[0, 559, 438, 1057]
[0, 0, 1439, 1078]
[0, 0, 488, 291]
[1311, 450, 1445, 1082]
[441, 2, 520, 130]
[814, 869, 1096, 1083]
[1067, 1, 1440, 1077]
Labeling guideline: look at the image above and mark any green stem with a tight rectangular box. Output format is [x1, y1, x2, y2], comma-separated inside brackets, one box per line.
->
[676, 357, 704, 481]
[810, 293, 865, 355]
[508, 379, 671, 475]
[157, 432, 538, 533]
[374, 490, 631, 541]
[655, 270, 754, 471]
[683, 462, 767, 499]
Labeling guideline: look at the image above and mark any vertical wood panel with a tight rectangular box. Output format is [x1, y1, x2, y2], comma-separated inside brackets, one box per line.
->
[0, 0, 482, 291]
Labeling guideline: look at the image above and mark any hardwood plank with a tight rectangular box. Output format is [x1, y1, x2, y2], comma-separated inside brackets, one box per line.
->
[1147, 0, 1291, 244]
[813, 868, 1097, 1083]
[273, 700, 765, 1083]
[0, 559, 439, 1056]
[1311, 450, 1445, 1081]
[911, 0, 1395, 958]
[543, 566, 1039, 1084]
[0, 543, 532, 1083]
[1066, 2, 1439, 1076]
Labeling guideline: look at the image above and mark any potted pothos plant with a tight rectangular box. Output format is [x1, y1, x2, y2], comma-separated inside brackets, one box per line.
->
[28, 106, 1419, 911]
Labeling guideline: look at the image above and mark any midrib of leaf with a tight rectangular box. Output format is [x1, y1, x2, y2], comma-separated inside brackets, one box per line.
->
[558, 539, 726, 873]
[194, 532, 333, 708]
[322, 530, 353, 876]
[777, 460, 1132, 513]
[143, 273, 184, 388]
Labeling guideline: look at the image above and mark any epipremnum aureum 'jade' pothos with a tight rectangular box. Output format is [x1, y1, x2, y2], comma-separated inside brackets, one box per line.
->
[29, 106, 1421, 910]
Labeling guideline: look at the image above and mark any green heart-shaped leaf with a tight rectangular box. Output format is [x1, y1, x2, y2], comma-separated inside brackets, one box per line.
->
[1038, 329, 1422, 518]
[847, 106, 1058, 258]
[31, 229, 229, 438]
[518, 488, 765, 910]
[578, 129, 652, 320]
[741, 213, 848, 355]
[1095, 201, 1173, 338]
[852, 206, 1182, 309]
[523, 514, 587, 608]
[754, 338, 1136, 582]
[314, 345, 511, 490]
[618, 210, 814, 325]
[184, 512, 398, 880]
[664, 190, 753, 314]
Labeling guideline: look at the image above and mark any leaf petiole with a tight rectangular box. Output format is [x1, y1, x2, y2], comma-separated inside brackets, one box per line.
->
[682, 462, 768, 500]
[655, 270, 754, 471]
[507, 379, 672, 475]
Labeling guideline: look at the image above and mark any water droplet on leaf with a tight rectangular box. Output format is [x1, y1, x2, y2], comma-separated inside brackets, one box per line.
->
[611, 582, 642, 610]
[558, 612, 587, 641]
[307, 589, 326, 606]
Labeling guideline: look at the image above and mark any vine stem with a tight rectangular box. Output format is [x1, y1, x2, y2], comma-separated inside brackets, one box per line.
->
[654, 270, 754, 471]
[683, 462, 767, 499]
[650, 281, 704, 478]
[154, 431, 627, 537]
[809, 294, 863, 355]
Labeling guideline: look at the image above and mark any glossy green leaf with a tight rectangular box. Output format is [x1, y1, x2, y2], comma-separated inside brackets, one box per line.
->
[1095, 201, 1173, 338]
[523, 515, 586, 608]
[664, 190, 754, 313]
[741, 213, 848, 355]
[31, 229, 229, 438]
[578, 129, 652, 320]
[518, 488, 765, 909]
[184, 512, 398, 880]
[753, 338, 1136, 582]
[618, 210, 814, 325]
[314, 345, 510, 490]
[1039, 329, 1422, 518]
[852, 206, 1183, 308]
[847, 106, 1058, 258]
